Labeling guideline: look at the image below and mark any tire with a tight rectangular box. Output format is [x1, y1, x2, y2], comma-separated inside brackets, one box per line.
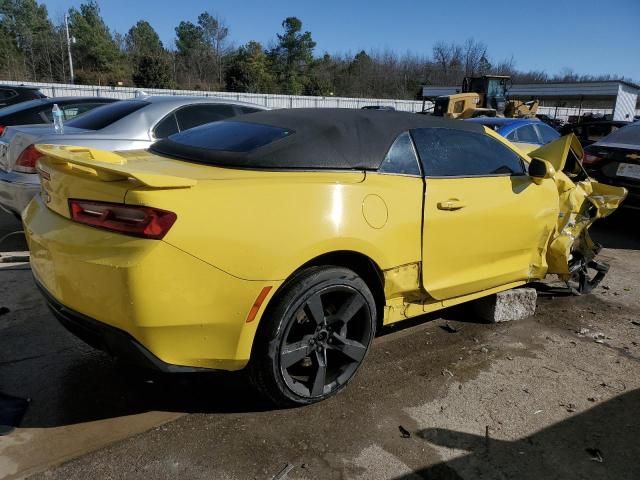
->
[249, 266, 377, 407]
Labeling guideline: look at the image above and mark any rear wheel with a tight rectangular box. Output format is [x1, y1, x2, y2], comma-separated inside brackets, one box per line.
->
[250, 266, 376, 406]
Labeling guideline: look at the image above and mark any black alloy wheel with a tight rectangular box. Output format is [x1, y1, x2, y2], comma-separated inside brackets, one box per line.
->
[250, 266, 376, 406]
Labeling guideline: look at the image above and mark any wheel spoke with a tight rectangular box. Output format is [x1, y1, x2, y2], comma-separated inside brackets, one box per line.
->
[310, 349, 327, 396]
[330, 293, 365, 326]
[281, 337, 312, 368]
[330, 333, 367, 362]
[305, 294, 326, 326]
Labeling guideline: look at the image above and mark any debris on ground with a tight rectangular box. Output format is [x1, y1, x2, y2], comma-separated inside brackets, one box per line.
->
[441, 369, 454, 377]
[440, 323, 458, 333]
[586, 447, 604, 463]
[631, 321, 640, 327]
[272, 463, 295, 480]
[398, 425, 411, 438]
[559, 402, 577, 413]
[0, 306, 9, 316]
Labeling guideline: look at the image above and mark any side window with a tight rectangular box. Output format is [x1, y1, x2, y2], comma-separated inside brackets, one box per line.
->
[378, 132, 421, 176]
[513, 124, 539, 144]
[506, 130, 518, 141]
[175, 104, 237, 131]
[154, 113, 179, 138]
[536, 124, 560, 144]
[411, 128, 526, 177]
[452, 100, 465, 114]
[60, 103, 103, 120]
[0, 88, 16, 100]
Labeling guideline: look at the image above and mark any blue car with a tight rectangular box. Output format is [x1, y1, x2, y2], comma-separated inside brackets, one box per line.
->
[465, 117, 560, 153]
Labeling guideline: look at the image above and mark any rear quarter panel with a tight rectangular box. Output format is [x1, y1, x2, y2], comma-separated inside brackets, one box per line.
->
[126, 170, 424, 281]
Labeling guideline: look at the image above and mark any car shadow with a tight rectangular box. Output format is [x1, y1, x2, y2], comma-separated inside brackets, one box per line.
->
[392, 388, 640, 480]
[590, 208, 640, 251]
[8, 353, 273, 429]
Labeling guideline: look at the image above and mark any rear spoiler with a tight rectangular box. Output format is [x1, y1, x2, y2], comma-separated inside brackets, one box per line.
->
[35, 144, 197, 188]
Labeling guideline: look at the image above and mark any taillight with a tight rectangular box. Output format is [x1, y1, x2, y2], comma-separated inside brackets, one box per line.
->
[582, 151, 605, 166]
[14, 144, 43, 173]
[0, 125, 5, 136]
[68, 200, 177, 240]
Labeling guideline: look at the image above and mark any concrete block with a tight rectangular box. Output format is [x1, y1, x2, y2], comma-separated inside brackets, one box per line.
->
[472, 288, 537, 323]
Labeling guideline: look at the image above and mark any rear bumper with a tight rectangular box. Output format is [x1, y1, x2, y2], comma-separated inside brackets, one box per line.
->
[0, 170, 40, 216]
[24, 195, 278, 371]
[36, 278, 206, 372]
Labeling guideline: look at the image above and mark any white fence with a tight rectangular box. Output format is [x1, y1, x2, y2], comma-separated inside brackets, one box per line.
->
[1, 80, 425, 112]
[4, 80, 636, 121]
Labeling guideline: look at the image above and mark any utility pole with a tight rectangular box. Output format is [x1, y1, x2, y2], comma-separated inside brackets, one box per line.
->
[64, 13, 74, 84]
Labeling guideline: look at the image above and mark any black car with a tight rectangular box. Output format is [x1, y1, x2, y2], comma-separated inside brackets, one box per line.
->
[535, 113, 563, 130]
[583, 122, 640, 209]
[0, 85, 46, 108]
[560, 120, 630, 147]
[0, 97, 118, 135]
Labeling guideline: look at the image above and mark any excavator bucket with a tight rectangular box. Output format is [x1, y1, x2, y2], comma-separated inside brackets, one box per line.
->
[529, 134, 627, 293]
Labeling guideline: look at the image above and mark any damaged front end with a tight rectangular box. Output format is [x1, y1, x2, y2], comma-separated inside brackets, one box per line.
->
[530, 134, 627, 294]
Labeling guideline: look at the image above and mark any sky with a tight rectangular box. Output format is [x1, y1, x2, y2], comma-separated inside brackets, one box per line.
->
[41, 0, 640, 81]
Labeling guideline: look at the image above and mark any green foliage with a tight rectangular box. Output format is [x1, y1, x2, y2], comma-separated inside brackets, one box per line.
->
[132, 54, 171, 88]
[125, 20, 163, 57]
[0, 0, 58, 80]
[225, 41, 274, 93]
[1, 3, 633, 96]
[68, 1, 122, 80]
[269, 17, 316, 95]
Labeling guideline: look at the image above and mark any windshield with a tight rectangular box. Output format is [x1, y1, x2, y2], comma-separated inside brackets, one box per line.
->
[66, 100, 149, 131]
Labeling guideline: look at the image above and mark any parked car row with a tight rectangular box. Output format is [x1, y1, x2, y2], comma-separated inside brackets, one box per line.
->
[0, 84, 46, 108]
[0, 94, 265, 215]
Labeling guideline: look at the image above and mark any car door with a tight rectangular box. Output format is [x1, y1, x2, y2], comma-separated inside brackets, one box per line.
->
[412, 127, 558, 300]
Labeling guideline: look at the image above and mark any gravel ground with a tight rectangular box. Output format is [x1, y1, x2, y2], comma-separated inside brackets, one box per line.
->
[0, 210, 638, 480]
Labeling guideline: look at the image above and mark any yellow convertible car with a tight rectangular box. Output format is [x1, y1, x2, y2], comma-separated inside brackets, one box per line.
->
[23, 109, 626, 406]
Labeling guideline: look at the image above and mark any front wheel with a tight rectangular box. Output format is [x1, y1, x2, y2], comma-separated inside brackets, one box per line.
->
[250, 266, 377, 407]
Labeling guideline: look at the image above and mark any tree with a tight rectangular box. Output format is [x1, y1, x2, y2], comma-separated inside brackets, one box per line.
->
[306, 53, 335, 96]
[225, 40, 273, 93]
[0, 0, 57, 81]
[346, 50, 373, 96]
[269, 17, 316, 95]
[68, 1, 122, 83]
[197, 12, 229, 88]
[174, 20, 206, 87]
[125, 20, 163, 57]
[132, 55, 170, 88]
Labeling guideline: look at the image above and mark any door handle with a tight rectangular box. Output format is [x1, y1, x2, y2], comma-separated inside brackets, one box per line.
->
[437, 199, 465, 211]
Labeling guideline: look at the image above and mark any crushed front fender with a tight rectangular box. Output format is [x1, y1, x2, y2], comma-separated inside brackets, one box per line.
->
[529, 135, 628, 286]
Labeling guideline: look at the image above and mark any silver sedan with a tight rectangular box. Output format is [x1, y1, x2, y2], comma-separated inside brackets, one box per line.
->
[0, 95, 266, 216]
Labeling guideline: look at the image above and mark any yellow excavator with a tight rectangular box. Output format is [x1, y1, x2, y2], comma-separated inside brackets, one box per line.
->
[429, 75, 539, 119]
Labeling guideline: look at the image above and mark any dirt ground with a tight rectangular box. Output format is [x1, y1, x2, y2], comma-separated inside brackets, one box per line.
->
[0, 210, 639, 480]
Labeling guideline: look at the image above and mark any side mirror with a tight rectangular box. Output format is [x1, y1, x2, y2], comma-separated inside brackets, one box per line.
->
[529, 157, 556, 184]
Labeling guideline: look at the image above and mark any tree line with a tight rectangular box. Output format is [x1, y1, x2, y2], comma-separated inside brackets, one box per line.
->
[0, 0, 633, 99]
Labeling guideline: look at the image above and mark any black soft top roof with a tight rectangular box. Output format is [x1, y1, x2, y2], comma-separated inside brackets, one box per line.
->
[151, 108, 484, 170]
